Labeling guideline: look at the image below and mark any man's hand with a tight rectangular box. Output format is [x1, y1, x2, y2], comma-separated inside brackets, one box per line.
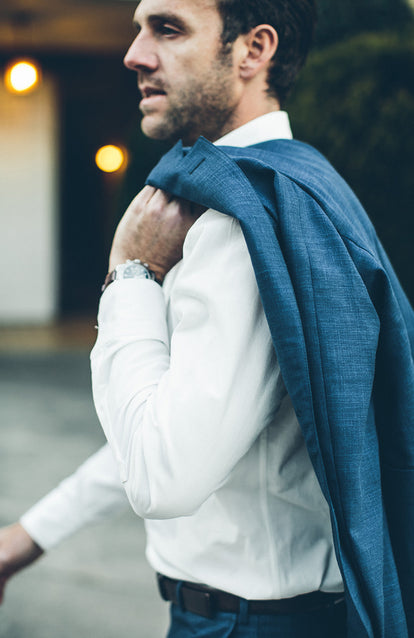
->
[0, 523, 44, 604]
[109, 186, 205, 283]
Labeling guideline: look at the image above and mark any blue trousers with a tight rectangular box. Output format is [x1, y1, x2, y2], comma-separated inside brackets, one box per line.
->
[166, 599, 347, 638]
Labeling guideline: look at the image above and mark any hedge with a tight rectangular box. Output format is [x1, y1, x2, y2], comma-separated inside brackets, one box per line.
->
[288, 29, 414, 302]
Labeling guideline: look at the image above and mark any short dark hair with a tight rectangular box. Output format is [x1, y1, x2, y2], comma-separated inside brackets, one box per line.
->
[216, 0, 317, 105]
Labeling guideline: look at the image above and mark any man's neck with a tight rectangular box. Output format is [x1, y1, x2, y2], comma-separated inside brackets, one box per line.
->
[211, 100, 281, 144]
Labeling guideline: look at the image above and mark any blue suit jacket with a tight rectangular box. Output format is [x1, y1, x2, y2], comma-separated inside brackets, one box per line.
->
[147, 137, 414, 638]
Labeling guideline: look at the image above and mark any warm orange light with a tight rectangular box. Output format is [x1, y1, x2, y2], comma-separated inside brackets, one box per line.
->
[4, 59, 41, 95]
[95, 145, 127, 173]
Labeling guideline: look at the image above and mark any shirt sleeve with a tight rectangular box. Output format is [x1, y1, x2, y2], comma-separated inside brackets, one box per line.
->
[20, 443, 129, 550]
[90, 209, 280, 520]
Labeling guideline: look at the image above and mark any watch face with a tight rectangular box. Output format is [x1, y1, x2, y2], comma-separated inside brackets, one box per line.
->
[123, 264, 140, 278]
[121, 262, 150, 279]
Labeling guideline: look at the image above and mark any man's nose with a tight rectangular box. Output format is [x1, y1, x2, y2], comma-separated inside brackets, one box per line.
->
[123, 34, 158, 72]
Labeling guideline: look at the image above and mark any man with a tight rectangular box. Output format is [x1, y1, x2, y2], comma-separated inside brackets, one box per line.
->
[0, 1, 413, 637]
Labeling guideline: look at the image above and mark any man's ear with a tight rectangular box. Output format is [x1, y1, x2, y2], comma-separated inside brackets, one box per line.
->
[239, 25, 279, 80]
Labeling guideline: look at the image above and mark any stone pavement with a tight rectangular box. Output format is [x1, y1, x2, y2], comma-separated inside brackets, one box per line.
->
[0, 324, 169, 638]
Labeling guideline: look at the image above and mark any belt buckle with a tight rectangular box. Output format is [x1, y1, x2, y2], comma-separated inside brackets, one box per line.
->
[182, 586, 215, 619]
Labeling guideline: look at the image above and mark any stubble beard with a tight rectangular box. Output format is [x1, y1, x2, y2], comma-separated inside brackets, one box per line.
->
[140, 46, 237, 145]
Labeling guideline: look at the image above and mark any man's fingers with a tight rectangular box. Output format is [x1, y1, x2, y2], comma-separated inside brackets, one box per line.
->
[126, 187, 170, 222]
[141, 185, 158, 203]
[147, 188, 171, 213]
[137, 186, 170, 208]
[130, 187, 204, 223]
[129, 185, 157, 209]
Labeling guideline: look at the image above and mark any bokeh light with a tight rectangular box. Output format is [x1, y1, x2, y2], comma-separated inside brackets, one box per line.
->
[4, 60, 41, 94]
[95, 145, 127, 173]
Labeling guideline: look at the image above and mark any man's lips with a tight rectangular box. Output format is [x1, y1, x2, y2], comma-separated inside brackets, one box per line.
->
[139, 86, 167, 112]
[139, 86, 167, 100]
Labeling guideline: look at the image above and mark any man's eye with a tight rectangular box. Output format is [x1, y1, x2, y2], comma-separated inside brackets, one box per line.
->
[159, 24, 180, 36]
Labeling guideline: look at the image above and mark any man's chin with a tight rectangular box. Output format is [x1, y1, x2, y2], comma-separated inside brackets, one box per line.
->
[140, 115, 180, 143]
[141, 115, 170, 140]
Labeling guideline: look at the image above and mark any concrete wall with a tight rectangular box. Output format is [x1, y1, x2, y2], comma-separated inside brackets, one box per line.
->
[0, 75, 58, 324]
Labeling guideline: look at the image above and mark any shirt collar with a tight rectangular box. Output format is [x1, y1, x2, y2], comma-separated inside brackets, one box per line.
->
[215, 111, 292, 148]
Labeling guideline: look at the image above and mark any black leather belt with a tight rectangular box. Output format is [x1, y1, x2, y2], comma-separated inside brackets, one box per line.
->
[157, 573, 345, 619]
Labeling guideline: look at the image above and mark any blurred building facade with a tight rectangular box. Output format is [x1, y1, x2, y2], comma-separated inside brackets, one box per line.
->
[0, 0, 139, 324]
[0, 74, 58, 322]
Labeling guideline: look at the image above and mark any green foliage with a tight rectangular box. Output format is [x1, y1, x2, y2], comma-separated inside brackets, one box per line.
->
[288, 29, 414, 302]
[315, 0, 413, 47]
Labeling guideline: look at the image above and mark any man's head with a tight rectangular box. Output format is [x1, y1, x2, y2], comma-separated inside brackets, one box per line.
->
[124, 0, 316, 144]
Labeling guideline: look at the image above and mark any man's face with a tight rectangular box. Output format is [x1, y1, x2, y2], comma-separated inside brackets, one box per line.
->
[124, 0, 241, 145]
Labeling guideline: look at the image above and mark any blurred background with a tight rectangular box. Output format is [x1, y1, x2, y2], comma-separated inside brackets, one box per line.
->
[0, 0, 413, 636]
[0, 0, 413, 326]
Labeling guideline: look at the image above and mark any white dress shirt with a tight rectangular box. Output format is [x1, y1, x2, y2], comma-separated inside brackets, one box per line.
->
[21, 111, 343, 599]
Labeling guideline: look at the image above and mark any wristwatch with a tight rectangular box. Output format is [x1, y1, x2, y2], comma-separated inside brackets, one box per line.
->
[102, 259, 155, 292]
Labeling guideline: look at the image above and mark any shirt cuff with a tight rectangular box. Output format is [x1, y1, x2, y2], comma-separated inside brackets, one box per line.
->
[96, 279, 169, 345]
